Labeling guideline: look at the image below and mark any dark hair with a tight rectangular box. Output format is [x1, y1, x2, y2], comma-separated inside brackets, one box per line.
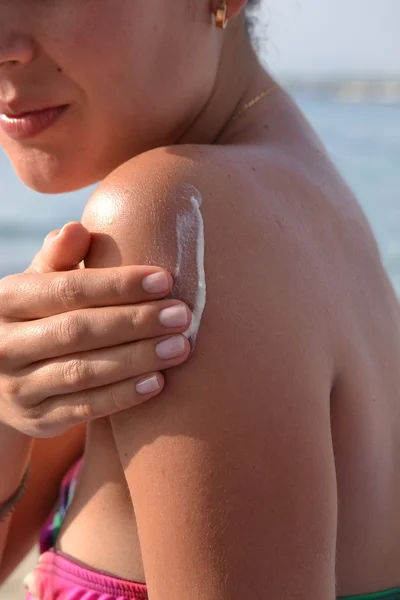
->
[245, 0, 261, 35]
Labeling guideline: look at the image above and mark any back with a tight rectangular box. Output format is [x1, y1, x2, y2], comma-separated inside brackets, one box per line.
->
[231, 135, 400, 596]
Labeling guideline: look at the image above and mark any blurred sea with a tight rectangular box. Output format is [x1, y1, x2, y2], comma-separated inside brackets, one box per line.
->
[0, 92, 399, 293]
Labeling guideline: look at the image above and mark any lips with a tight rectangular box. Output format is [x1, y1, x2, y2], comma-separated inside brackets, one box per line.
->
[0, 104, 69, 140]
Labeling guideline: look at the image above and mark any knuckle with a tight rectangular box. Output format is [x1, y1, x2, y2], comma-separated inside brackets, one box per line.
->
[129, 306, 140, 334]
[2, 375, 22, 400]
[23, 411, 56, 438]
[62, 359, 89, 388]
[53, 395, 95, 424]
[73, 401, 95, 421]
[0, 275, 16, 316]
[127, 343, 140, 373]
[109, 383, 126, 412]
[2, 396, 66, 438]
[107, 271, 126, 297]
[40, 396, 95, 426]
[54, 314, 86, 348]
[51, 276, 83, 309]
[23, 405, 45, 430]
[25, 401, 73, 437]
[0, 328, 12, 368]
[0, 383, 21, 424]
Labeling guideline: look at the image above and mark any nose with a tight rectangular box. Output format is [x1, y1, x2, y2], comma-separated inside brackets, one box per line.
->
[0, 31, 35, 68]
[0, 3, 35, 68]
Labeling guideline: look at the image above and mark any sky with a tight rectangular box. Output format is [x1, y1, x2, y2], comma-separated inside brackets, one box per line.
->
[255, 0, 400, 79]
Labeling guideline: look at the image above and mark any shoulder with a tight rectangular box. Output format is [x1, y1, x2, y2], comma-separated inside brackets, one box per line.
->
[83, 145, 208, 228]
[83, 144, 334, 384]
[83, 145, 208, 266]
[83, 141, 316, 275]
[83, 143, 334, 438]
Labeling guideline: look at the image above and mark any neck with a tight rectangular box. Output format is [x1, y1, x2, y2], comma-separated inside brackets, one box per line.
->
[178, 19, 272, 146]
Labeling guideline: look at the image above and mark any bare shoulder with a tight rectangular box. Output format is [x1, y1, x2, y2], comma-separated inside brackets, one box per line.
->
[84, 143, 336, 370]
[83, 142, 336, 427]
[82, 145, 338, 597]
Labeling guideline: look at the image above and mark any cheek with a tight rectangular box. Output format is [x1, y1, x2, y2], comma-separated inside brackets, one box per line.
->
[36, 1, 213, 130]
[39, 3, 204, 99]
[37, 3, 137, 90]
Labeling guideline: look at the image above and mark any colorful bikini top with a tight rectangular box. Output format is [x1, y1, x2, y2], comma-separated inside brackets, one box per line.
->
[39, 457, 83, 553]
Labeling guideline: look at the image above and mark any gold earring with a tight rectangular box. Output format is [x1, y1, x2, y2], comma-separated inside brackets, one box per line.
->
[216, 1, 228, 29]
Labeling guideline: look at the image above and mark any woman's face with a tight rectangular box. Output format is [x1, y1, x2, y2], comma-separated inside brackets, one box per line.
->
[0, 1, 220, 192]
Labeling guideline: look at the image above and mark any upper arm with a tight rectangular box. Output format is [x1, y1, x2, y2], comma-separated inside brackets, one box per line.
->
[82, 150, 338, 599]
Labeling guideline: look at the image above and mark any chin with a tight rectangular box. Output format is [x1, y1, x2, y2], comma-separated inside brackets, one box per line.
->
[16, 169, 92, 195]
[11, 154, 101, 194]
[6, 141, 133, 194]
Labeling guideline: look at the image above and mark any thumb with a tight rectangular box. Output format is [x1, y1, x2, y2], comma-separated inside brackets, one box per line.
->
[28, 222, 91, 274]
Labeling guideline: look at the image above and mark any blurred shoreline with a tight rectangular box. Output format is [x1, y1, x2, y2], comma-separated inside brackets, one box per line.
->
[284, 78, 400, 104]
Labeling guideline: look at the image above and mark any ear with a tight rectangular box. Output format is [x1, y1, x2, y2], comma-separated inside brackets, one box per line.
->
[227, 0, 248, 19]
[211, 0, 248, 21]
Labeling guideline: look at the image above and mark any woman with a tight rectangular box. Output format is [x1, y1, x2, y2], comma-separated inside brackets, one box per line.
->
[1, 1, 400, 598]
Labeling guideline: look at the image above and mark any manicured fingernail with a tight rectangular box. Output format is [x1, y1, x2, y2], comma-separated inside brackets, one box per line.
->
[156, 335, 186, 360]
[136, 375, 161, 395]
[142, 272, 169, 294]
[159, 305, 188, 328]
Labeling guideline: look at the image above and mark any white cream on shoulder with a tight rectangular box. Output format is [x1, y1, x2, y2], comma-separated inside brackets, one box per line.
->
[174, 192, 206, 346]
[138, 183, 207, 348]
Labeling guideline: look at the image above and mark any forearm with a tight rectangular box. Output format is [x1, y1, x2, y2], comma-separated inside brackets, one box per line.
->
[0, 426, 86, 583]
[0, 424, 32, 502]
[0, 424, 33, 566]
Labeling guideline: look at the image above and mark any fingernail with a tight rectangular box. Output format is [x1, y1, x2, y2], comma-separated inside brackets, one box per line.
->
[136, 375, 161, 395]
[156, 335, 186, 360]
[142, 272, 169, 294]
[159, 305, 188, 328]
[57, 223, 70, 237]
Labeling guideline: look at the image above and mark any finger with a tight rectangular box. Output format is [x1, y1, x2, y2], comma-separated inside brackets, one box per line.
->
[0, 265, 173, 321]
[28, 229, 60, 273]
[21, 334, 190, 400]
[22, 373, 165, 437]
[28, 222, 91, 274]
[8, 300, 191, 366]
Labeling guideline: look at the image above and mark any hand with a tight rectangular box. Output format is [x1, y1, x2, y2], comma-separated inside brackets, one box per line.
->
[0, 222, 191, 437]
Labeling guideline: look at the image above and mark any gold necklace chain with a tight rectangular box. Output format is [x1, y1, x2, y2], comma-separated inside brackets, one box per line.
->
[229, 83, 279, 123]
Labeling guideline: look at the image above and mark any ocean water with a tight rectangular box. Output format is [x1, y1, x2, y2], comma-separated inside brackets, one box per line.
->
[0, 93, 399, 293]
